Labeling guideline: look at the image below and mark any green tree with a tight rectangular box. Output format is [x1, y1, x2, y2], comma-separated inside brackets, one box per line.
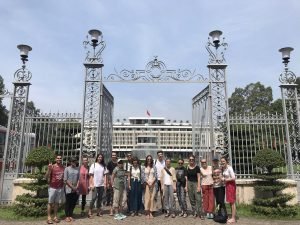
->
[13, 146, 55, 217]
[27, 100, 40, 116]
[0, 75, 8, 126]
[229, 82, 283, 115]
[251, 149, 297, 217]
[270, 99, 283, 115]
[229, 82, 273, 115]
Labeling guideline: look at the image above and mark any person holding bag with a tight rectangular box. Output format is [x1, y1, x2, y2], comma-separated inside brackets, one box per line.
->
[160, 158, 177, 218]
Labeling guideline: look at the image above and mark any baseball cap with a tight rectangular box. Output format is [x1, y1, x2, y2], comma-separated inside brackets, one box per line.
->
[117, 159, 124, 164]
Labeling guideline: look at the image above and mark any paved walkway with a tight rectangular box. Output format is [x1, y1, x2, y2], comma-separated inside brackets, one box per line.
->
[0, 213, 299, 225]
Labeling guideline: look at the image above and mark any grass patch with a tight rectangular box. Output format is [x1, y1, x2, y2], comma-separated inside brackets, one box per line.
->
[236, 203, 300, 220]
[0, 205, 67, 221]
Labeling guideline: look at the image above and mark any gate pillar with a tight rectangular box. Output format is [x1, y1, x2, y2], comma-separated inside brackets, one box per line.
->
[279, 47, 299, 179]
[0, 45, 32, 204]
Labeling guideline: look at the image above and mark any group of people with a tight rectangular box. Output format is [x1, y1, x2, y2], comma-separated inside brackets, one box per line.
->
[45, 151, 237, 224]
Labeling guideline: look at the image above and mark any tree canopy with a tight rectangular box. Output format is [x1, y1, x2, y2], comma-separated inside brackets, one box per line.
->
[0, 75, 8, 126]
[229, 82, 283, 115]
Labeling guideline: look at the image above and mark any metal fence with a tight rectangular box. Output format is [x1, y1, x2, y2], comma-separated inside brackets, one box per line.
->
[230, 112, 288, 178]
[24, 113, 81, 169]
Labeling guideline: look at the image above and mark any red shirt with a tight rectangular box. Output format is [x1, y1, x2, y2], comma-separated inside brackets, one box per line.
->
[49, 164, 65, 189]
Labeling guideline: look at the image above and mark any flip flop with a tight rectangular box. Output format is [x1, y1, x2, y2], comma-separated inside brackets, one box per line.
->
[47, 219, 53, 224]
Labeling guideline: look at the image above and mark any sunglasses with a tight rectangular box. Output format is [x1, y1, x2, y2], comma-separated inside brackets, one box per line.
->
[189, 159, 195, 161]
[178, 162, 183, 165]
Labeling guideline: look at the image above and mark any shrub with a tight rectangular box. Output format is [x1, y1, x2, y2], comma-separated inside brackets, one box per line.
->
[251, 148, 297, 217]
[13, 146, 55, 217]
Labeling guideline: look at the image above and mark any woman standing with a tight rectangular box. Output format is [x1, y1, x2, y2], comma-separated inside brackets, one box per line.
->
[77, 157, 89, 216]
[175, 159, 188, 218]
[187, 155, 203, 219]
[64, 157, 79, 222]
[200, 158, 214, 219]
[143, 155, 157, 219]
[220, 157, 236, 224]
[128, 157, 143, 216]
[88, 153, 108, 218]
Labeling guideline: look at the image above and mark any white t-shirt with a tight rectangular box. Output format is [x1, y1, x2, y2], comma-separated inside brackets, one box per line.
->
[155, 159, 165, 180]
[162, 168, 173, 185]
[89, 163, 108, 187]
[223, 165, 236, 180]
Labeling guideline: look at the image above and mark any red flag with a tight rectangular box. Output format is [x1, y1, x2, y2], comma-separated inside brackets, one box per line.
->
[146, 110, 151, 116]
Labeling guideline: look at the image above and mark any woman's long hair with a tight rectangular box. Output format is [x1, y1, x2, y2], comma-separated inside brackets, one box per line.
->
[95, 153, 106, 167]
[144, 155, 153, 167]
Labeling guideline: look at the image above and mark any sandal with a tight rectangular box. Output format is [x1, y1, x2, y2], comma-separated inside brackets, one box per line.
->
[88, 214, 93, 219]
[53, 217, 60, 223]
[96, 212, 103, 217]
[47, 219, 54, 224]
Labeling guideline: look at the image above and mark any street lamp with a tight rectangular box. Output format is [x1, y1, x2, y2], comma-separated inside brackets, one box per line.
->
[278, 47, 296, 84]
[279, 47, 294, 65]
[209, 30, 223, 47]
[88, 29, 102, 44]
[83, 29, 105, 63]
[17, 44, 32, 64]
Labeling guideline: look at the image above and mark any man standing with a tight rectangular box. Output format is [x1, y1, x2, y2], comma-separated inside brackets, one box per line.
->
[45, 155, 65, 224]
[154, 150, 165, 212]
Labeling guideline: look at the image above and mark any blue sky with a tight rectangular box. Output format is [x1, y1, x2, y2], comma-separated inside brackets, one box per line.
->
[0, 0, 299, 121]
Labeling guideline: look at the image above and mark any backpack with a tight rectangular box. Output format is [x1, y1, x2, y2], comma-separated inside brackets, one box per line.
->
[213, 204, 228, 223]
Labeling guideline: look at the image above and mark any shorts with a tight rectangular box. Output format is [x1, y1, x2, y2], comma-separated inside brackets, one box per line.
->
[48, 187, 64, 204]
[113, 188, 124, 208]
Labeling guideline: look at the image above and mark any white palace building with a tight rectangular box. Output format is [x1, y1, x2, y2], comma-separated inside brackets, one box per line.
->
[112, 117, 224, 159]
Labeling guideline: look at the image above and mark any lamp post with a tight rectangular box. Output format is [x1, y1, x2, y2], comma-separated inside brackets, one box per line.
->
[80, 29, 106, 163]
[279, 47, 297, 179]
[205, 30, 231, 165]
[0, 44, 32, 203]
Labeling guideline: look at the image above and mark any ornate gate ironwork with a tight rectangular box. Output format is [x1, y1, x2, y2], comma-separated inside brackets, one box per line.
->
[0, 45, 32, 204]
[278, 47, 300, 179]
[192, 31, 231, 164]
[80, 30, 114, 160]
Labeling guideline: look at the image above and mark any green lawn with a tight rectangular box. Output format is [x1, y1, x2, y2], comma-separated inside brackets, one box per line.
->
[1, 204, 300, 221]
[236, 204, 300, 220]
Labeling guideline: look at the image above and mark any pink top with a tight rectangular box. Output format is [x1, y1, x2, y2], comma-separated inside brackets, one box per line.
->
[200, 166, 214, 185]
[78, 165, 89, 195]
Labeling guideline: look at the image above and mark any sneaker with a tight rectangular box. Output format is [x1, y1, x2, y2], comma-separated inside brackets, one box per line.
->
[179, 211, 184, 217]
[209, 213, 214, 219]
[119, 213, 127, 219]
[183, 212, 188, 218]
[114, 214, 122, 220]
[171, 214, 176, 218]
